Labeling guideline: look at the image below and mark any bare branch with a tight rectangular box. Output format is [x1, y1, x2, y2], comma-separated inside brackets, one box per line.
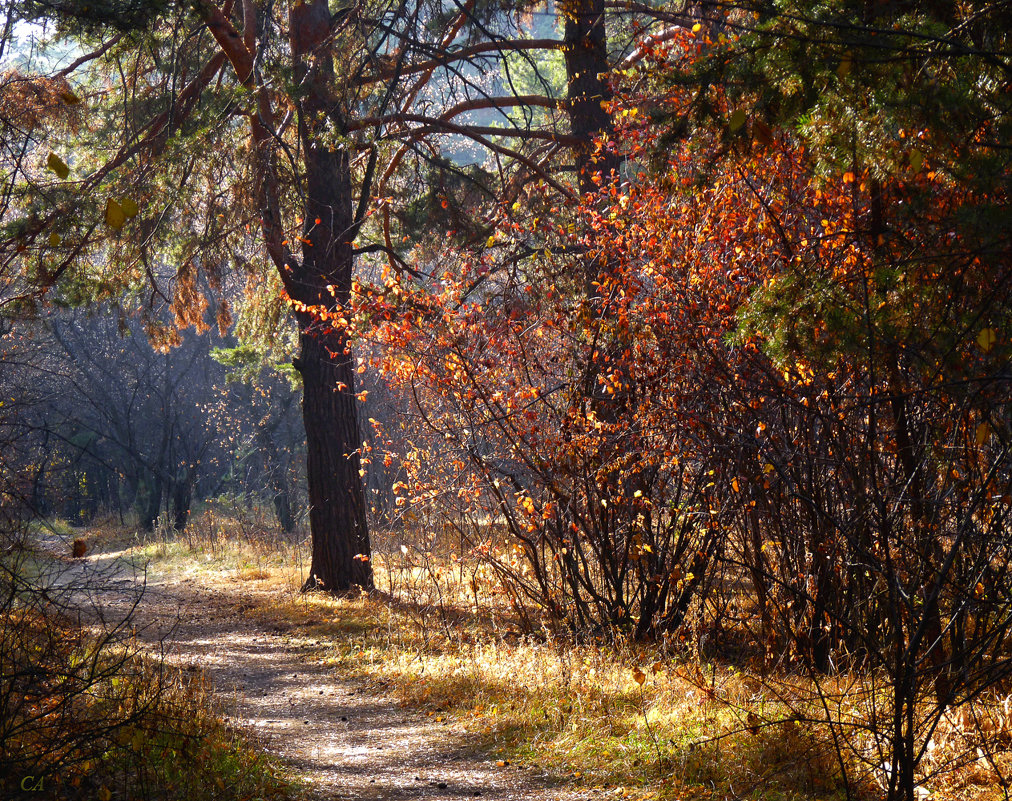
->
[347, 38, 567, 88]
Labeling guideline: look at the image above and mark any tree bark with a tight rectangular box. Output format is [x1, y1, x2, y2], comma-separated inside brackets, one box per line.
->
[289, 2, 373, 589]
[562, 0, 619, 192]
[296, 328, 372, 591]
[172, 475, 192, 533]
[291, 149, 374, 591]
[143, 472, 162, 531]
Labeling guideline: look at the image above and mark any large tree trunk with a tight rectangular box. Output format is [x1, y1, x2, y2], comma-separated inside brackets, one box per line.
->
[297, 329, 372, 591]
[195, 0, 374, 590]
[291, 152, 374, 591]
[562, 0, 619, 193]
[289, 2, 373, 590]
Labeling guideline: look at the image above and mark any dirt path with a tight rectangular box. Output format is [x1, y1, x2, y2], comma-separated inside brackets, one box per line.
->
[51, 545, 580, 801]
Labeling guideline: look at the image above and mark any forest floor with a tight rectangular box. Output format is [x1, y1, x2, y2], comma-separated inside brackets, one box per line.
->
[41, 529, 582, 801]
[36, 518, 1007, 801]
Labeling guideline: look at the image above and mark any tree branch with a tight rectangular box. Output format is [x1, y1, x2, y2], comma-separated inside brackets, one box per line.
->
[347, 38, 567, 88]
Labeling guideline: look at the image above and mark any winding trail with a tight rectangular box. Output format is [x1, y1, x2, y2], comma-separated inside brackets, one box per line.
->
[45, 541, 581, 801]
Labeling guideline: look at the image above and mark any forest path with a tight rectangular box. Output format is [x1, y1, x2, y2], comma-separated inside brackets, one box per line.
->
[49, 540, 579, 801]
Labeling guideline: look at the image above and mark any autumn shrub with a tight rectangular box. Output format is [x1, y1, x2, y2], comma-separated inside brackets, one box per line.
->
[604, 22, 1012, 800]
[358, 13, 1012, 799]
[358, 221, 733, 639]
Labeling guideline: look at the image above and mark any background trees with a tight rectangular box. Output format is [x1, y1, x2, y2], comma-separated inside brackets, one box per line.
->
[20, 305, 306, 532]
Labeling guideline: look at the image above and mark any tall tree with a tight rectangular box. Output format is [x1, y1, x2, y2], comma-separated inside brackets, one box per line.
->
[3, 0, 629, 592]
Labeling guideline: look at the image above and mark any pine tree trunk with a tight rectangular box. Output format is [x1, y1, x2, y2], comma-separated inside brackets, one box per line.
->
[297, 328, 372, 592]
[196, 0, 373, 590]
[288, 16, 373, 589]
[562, 0, 619, 192]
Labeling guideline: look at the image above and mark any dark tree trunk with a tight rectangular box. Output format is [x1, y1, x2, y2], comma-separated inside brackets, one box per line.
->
[172, 476, 192, 533]
[288, 4, 373, 590]
[273, 483, 294, 533]
[562, 0, 620, 193]
[143, 473, 162, 531]
[296, 330, 372, 591]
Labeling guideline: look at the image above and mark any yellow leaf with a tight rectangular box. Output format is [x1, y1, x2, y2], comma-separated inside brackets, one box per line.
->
[729, 109, 747, 132]
[98, 786, 111, 801]
[47, 152, 70, 179]
[978, 327, 997, 353]
[976, 423, 991, 446]
[49, 233, 61, 247]
[692, 22, 702, 32]
[105, 198, 126, 229]
[120, 197, 139, 217]
[632, 667, 646, 685]
[909, 149, 924, 173]
[486, 235, 495, 247]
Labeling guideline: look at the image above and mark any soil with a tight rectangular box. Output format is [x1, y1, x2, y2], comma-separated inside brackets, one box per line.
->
[42, 538, 581, 801]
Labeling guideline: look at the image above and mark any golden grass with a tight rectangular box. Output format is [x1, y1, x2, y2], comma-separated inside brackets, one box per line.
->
[98, 514, 1012, 801]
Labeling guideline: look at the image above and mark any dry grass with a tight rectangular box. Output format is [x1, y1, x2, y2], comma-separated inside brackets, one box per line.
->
[92, 512, 1012, 801]
[2, 524, 304, 801]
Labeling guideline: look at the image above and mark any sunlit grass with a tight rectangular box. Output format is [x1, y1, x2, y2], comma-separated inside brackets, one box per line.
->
[94, 515, 1012, 801]
[102, 523, 842, 801]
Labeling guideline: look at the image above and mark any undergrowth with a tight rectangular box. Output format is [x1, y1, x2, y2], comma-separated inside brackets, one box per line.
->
[75, 513, 1012, 801]
[1, 522, 303, 801]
